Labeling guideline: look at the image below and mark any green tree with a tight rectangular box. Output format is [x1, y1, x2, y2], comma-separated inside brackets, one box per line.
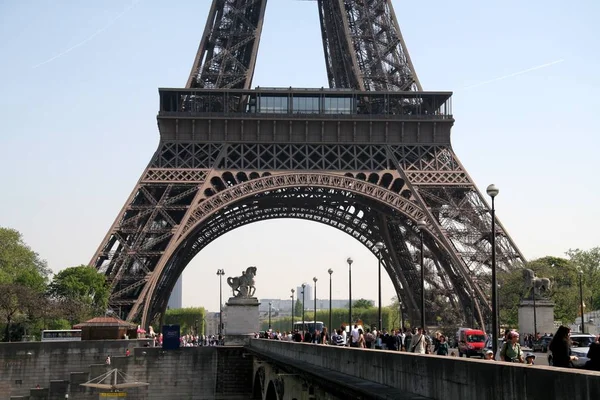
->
[48, 265, 109, 320]
[0, 283, 39, 341]
[498, 256, 581, 328]
[566, 247, 600, 311]
[0, 228, 50, 340]
[498, 268, 527, 328]
[294, 298, 303, 317]
[164, 307, 206, 334]
[0, 227, 49, 291]
[353, 299, 374, 308]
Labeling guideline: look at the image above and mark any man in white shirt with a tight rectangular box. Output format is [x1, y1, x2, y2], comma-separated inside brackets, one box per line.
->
[398, 330, 406, 351]
[350, 324, 360, 347]
[341, 326, 348, 346]
[409, 327, 427, 354]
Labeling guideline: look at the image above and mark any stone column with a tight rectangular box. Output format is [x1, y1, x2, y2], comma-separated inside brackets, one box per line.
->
[518, 299, 555, 339]
[223, 297, 260, 345]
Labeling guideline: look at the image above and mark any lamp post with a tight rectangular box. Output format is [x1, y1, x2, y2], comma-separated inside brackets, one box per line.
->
[347, 257, 353, 328]
[578, 269, 585, 333]
[471, 286, 475, 328]
[301, 283, 306, 335]
[328, 269, 333, 335]
[216, 269, 225, 337]
[291, 289, 295, 332]
[374, 242, 384, 331]
[417, 220, 427, 330]
[532, 281, 537, 338]
[486, 183, 499, 355]
[313, 277, 318, 339]
[398, 295, 403, 329]
[268, 301, 272, 330]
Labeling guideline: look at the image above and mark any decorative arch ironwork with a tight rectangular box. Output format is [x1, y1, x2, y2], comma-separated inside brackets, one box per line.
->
[130, 172, 476, 327]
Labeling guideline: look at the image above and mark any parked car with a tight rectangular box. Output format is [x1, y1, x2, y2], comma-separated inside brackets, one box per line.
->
[547, 334, 595, 367]
[570, 334, 596, 348]
[570, 334, 595, 367]
[485, 336, 504, 351]
[532, 335, 552, 352]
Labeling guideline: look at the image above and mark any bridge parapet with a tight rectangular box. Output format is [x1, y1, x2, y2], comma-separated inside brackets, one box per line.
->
[248, 339, 600, 400]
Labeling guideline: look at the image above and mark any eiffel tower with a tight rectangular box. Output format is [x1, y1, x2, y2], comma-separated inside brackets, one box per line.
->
[91, 0, 525, 328]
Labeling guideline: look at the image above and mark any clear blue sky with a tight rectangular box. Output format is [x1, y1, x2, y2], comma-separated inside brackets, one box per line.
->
[0, 0, 598, 313]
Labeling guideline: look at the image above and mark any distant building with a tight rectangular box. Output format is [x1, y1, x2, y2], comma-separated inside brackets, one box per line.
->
[205, 312, 220, 336]
[167, 276, 183, 309]
[574, 309, 600, 335]
[297, 284, 313, 303]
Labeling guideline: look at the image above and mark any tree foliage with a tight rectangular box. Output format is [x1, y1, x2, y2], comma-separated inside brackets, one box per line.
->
[47, 265, 109, 320]
[0, 228, 52, 341]
[0, 227, 49, 291]
[566, 247, 600, 311]
[499, 256, 582, 328]
[353, 298, 374, 308]
[164, 307, 206, 334]
[0, 283, 40, 341]
[294, 298, 303, 317]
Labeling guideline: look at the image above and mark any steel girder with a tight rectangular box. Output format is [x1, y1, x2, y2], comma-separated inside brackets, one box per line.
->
[186, 0, 419, 92]
[146, 188, 427, 325]
[318, 0, 422, 91]
[90, 142, 525, 327]
[186, 0, 267, 89]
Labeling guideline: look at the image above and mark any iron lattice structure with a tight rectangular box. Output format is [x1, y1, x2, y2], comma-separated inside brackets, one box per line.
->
[91, 0, 524, 328]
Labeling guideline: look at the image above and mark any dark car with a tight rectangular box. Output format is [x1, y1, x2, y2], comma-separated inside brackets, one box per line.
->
[532, 336, 552, 352]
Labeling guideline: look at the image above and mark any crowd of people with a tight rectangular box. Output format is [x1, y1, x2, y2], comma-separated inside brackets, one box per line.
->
[258, 325, 450, 355]
[258, 324, 600, 371]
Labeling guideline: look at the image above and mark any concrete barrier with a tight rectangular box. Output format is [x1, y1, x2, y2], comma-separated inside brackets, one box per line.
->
[248, 339, 600, 400]
[0, 341, 252, 399]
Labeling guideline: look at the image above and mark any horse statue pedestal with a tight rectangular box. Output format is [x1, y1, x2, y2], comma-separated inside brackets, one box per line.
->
[223, 296, 260, 346]
[518, 298, 555, 337]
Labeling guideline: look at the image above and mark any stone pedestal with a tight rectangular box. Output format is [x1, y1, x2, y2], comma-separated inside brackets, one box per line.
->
[223, 297, 260, 346]
[518, 298, 555, 337]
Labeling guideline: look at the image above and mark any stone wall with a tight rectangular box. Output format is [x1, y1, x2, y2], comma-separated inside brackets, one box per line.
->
[248, 339, 600, 400]
[0, 341, 252, 400]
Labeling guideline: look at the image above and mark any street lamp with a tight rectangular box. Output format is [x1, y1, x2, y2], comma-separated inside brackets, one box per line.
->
[532, 280, 537, 338]
[328, 269, 333, 336]
[347, 257, 353, 329]
[268, 301, 272, 330]
[578, 268, 585, 333]
[486, 183, 499, 356]
[313, 277, 318, 340]
[471, 286, 475, 328]
[417, 220, 427, 330]
[216, 269, 225, 338]
[374, 242, 384, 331]
[301, 283, 306, 335]
[398, 296, 404, 329]
[291, 289, 295, 332]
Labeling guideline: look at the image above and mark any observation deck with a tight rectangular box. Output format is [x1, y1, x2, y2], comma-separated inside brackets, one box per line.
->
[157, 87, 454, 145]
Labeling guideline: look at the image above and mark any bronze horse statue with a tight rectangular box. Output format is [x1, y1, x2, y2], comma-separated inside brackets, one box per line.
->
[523, 268, 551, 296]
[227, 266, 257, 297]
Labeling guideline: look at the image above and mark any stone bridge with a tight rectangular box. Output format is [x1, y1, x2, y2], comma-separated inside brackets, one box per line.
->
[1, 339, 599, 400]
